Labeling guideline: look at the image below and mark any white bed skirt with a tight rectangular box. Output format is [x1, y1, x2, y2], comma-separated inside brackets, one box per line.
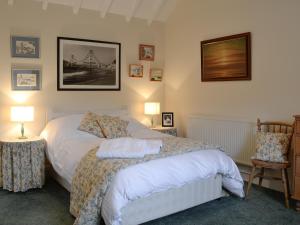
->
[121, 174, 226, 225]
[49, 167, 227, 225]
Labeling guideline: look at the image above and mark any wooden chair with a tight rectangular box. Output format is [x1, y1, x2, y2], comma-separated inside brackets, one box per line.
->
[246, 118, 294, 208]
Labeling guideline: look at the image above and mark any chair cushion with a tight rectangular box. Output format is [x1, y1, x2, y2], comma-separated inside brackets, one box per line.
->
[78, 112, 105, 138]
[252, 132, 292, 163]
[96, 115, 129, 139]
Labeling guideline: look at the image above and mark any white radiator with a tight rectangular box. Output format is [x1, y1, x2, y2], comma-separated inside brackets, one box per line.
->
[187, 115, 257, 165]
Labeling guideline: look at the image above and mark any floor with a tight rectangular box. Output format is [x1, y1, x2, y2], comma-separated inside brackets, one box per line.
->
[0, 177, 299, 225]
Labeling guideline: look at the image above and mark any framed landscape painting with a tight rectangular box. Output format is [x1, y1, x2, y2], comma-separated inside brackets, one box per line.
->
[12, 68, 41, 90]
[201, 32, 251, 81]
[57, 37, 121, 91]
[11, 36, 40, 58]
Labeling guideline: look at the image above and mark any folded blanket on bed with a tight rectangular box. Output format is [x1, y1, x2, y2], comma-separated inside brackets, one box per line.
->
[96, 137, 162, 158]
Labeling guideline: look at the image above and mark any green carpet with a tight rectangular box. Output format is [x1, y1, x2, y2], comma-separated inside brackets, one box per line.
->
[0, 177, 299, 225]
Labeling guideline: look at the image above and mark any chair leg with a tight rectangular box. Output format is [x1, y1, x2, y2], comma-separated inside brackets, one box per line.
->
[281, 168, 290, 208]
[259, 167, 264, 186]
[284, 169, 290, 197]
[246, 166, 256, 198]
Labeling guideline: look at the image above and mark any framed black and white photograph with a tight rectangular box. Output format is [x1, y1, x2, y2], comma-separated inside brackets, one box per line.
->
[11, 68, 41, 90]
[57, 37, 121, 91]
[11, 36, 40, 58]
[162, 112, 174, 127]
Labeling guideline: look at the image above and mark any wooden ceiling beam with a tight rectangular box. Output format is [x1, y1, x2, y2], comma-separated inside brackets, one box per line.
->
[125, 0, 141, 22]
[147, 0, 164, 26]
[42, 0, 48, 10]
[100, 0, 114, 18]
[8, 0, 14, 6]
[73, 0, 83, 14]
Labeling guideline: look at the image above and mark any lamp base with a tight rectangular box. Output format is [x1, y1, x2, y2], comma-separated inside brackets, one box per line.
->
[18, 136, 28, 139]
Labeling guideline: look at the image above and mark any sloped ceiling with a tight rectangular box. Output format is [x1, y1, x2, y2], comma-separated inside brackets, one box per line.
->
[8, 0, 178, 25]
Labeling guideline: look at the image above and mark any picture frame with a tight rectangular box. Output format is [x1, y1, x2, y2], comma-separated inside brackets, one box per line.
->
[150, 69, 163, 81]
[11, 68, 41, 90]
[11, 36, 40, 58]
[162, 112, 174, 127]
[139, 44, 155, 61]
[201, 32, 251, 82]
[129, 64, 143, 78]
[57, 37, 121, 91]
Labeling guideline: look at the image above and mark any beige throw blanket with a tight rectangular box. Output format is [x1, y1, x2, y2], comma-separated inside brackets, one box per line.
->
[70, 137, 222, 225]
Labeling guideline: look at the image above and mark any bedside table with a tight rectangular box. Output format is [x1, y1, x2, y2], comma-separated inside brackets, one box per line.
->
[151, 126, 177, 137]
[0, 136, 46, 192]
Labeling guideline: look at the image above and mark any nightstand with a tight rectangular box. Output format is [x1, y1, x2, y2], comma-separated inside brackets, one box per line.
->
[0, 136, 46, 192]
[151, 126, 177, 137]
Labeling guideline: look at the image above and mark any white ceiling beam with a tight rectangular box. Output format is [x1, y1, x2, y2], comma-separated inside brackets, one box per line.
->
[73, 0, 83, 15]
[42, 0, 48, 10]
[8, 0, 14, 6]
[147, 0, 164, 26]
[125, 0, 141, 22]
[100, 0, 114, 18]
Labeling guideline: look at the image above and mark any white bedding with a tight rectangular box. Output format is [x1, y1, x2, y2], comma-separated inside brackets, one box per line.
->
[97, 137, 162, 159]
[40, 113, 244, 225]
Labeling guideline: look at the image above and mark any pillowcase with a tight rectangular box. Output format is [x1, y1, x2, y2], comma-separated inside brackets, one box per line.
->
[96, 115, 129, 139]
[252, 132, 292, 163]
[78, 112, 105, 138]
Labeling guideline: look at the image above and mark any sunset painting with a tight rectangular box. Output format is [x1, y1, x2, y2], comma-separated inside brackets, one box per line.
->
[201, 33, 251, 81]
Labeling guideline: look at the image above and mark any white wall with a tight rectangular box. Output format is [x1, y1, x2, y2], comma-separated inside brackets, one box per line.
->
[0, 1, 165, 137]
[164, 0, 300, 136]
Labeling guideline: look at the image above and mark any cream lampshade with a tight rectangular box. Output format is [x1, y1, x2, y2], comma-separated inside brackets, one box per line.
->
[11, 106, 34, 139]
[144, 102, 160, 127]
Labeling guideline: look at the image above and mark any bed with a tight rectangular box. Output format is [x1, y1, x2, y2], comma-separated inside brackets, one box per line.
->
[40, 109, 244, 225]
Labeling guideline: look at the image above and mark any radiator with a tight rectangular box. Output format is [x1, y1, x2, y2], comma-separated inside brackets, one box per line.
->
[187, 115, 256, 165]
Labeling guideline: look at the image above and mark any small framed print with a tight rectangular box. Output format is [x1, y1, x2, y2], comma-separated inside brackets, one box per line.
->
[129, 64, 143, 78]
[11, 36, 40, 58]
[150, 69, 163, 81]
[12, 68, 41, 90]
[139, 44, 155, 61]
[162, 112, 174, 127]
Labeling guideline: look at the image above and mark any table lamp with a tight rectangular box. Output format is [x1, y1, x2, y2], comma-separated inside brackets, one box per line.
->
[11, 106, 34, 139]
[144, 102, 160, 127]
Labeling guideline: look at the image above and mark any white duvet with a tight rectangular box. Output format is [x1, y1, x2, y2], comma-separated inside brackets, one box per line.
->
[40, 113, 244, 225]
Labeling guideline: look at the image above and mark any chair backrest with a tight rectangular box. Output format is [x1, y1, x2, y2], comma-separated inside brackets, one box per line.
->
[257, 118, 294, 134]
[257, 118, 294, 152]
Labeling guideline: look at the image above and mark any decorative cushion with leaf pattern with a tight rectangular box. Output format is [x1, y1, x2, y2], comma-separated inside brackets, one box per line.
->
[252, 132, 292, 163]
[96, 115, 129, 139]
[78, 112, 105, 138]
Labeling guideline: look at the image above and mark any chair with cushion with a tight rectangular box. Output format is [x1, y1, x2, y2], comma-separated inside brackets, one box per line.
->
[246, 118, 294, 208]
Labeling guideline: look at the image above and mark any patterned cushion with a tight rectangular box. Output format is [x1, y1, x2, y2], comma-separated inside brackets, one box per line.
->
[253, 132, 292, 163]
[96, 115, 129, 139]
[78, 112, 105, 138]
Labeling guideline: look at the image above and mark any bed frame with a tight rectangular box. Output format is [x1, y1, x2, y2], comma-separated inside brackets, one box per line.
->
[46, 109, 228, 225]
